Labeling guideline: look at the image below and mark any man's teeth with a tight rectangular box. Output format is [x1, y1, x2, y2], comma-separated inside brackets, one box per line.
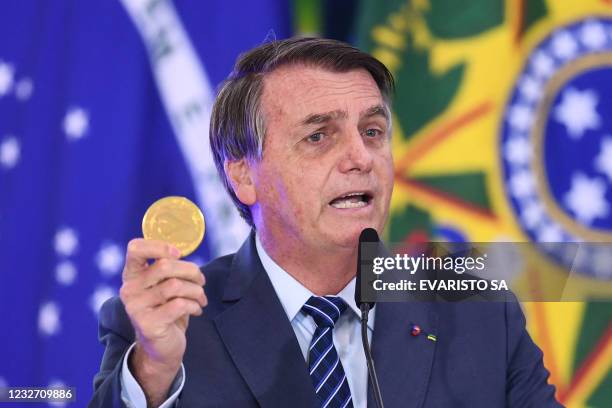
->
[330, 196, 368, 209]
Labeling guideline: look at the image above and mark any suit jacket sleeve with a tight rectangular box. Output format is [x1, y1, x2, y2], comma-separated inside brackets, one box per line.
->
[88, 296, 135, 408]
[505, 298, 563, 407]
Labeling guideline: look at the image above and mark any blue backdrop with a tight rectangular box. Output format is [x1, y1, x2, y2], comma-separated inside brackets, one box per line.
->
[0, 1, 290, 405]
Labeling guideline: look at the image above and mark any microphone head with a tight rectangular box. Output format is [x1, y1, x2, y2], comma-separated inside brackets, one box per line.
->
[355, 228, 379, 308]
[359, 227, 379, 244]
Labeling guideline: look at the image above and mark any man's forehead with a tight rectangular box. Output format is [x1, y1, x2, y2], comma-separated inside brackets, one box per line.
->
[261, 64, 384, 118]
[264, 63, 378, 89]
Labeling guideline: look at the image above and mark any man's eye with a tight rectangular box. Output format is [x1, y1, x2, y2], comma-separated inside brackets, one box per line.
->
[307, 132, 324, 142]
[365, 128, 382, 137]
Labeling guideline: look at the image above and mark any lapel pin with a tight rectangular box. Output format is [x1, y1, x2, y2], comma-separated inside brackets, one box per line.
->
[410, 323, 437, 342]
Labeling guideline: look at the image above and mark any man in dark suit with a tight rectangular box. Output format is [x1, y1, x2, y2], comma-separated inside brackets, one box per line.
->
[90, 37, 562, 407]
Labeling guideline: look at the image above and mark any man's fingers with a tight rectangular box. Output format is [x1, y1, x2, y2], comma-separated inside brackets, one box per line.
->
[123, 238, 181, 279]
[130, 297, 201, 341]
[129, 278, 207, 313]
[142, 259, 205, 288]
[120, 240, 206, 338]
[155, 297, 203, 325]
[155, 278, 207, 307]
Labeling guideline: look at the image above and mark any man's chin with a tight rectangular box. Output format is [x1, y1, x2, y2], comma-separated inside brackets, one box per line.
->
[324, 222, 380, 249]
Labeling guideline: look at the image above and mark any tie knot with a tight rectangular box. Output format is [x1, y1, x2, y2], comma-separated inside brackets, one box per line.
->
[302, 296, 348, 328]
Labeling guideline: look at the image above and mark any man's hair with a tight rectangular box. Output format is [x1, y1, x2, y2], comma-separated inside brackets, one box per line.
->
[209, 37, 395, 226]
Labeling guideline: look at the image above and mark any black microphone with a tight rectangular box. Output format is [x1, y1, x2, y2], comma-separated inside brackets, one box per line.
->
[355, 228, 384, 408]
[355, 228, 378, 309]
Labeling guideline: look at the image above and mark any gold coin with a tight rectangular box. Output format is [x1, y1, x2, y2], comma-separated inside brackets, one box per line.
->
[142, 196, 205, 257]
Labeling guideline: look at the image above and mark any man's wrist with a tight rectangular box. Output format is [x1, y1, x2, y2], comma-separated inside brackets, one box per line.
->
[129, 344, 182, 407]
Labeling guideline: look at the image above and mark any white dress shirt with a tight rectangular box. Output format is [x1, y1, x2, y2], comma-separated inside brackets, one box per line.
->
[120, 234, 375, 407]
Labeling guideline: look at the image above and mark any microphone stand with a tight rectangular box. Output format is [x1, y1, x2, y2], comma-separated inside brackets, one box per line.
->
[356, 228, 385, 408]
[360, 304, 384, 408]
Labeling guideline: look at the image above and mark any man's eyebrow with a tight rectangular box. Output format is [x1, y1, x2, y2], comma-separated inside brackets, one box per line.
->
[300, 110, 348, 126]
[361, 104, 389, 121]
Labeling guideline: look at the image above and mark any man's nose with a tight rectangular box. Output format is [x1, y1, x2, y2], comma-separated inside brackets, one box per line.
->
[338, 131, 374, 173]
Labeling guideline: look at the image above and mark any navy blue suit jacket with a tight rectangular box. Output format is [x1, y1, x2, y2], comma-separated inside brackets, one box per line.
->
[89, 232, 562, 407]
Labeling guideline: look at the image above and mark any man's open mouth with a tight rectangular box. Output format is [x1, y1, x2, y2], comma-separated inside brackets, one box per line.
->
[329, 192, 373, 209]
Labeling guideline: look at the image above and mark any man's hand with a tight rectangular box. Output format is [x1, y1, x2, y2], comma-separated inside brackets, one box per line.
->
[119, 238, 207, 407]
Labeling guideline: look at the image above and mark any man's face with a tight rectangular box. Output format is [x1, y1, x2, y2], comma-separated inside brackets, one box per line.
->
[249, 64, 394, 251]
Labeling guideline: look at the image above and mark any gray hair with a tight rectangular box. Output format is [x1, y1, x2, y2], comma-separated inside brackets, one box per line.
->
[209, 37, 395, 226]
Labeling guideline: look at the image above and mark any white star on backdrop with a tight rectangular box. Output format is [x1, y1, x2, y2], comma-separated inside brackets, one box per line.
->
[96, 243, 124, 276]
[595, 136, 612, 182]
[580, 21, 607, 49]
[63, 107, 89, 140]
[89, 286, 116, 314]
[55, 261, 77, 286]
[564, 172, 609, 225]
[504, 136, 532, 166]
[15, 77, 33, 101]
[54, 227, 79, 257]
[507, 104, 533, 132]
[518, 75, 542, 102]
[38, 302, 61, 336]
[0, 61, 14, 96]
[510, 170, 535, 199]
[536, 223, 563, 242]
[531, 51, 555, 78]
[0, 136, 20, 169]
[48, 379, 68, 407]
[551, 30, 578, 60]
[554, 88, 600, 139]
[521, 200, 544, 229]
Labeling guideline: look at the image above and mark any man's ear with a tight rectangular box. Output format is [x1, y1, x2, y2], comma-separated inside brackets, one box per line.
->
[225, 158, 257, 206]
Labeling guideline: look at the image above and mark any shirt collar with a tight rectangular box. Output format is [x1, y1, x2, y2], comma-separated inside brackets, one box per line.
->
[255, 233, 375, 330]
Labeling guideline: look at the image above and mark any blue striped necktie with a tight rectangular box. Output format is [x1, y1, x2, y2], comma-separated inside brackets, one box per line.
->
[302, 295, 354, 408]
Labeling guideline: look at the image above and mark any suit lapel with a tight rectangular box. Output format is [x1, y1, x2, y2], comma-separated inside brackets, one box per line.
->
[368, 301, 438, 408]
[214, 233, 317, 408]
